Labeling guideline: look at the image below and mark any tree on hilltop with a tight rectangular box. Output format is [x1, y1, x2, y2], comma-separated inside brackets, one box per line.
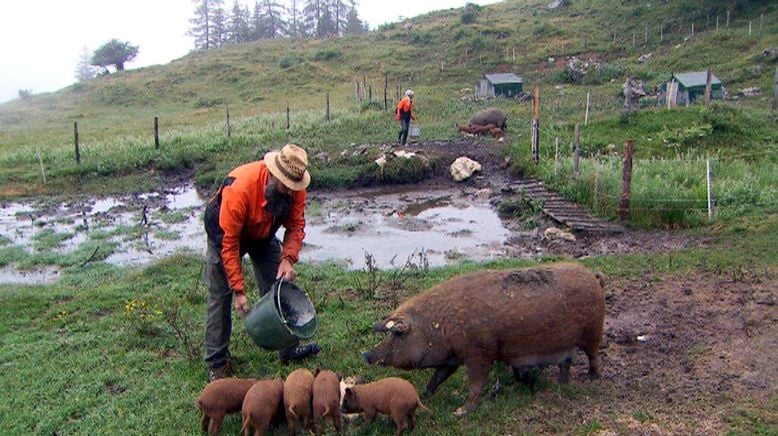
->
[228, 0, 251, 43]
[189, 0, 212, 49]
[75, 47, 98, 82]
[90, 39, 139, 72]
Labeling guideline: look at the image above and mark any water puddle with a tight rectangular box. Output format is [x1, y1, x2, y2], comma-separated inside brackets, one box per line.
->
[0, 184, 513, 284]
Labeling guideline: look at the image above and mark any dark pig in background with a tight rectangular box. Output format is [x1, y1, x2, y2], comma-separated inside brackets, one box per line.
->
[468, 107, 508, 130]
[363, 262, 605, 416]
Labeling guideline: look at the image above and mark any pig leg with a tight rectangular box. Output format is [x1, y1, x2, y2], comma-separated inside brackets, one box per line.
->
[558, 358, 571, 384]
[407, 411, 417, 431]
[585, 348, 601, 379]
[391, 411, 409, 436]
[454, 359, 491, 416]
[333, 413, 343, 434]
[363, 408, 377, 424]
[200, 412, 210, 433]
[208, 414, 224, 436]
[425, 365, 458, 395]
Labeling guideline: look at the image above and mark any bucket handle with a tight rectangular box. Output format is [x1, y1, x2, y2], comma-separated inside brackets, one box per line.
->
[275, 278, 293, 333]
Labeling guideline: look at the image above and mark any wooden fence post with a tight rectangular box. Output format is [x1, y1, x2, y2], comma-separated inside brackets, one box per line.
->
[660, 25, 664, 42]
[619, 140, 634, 224]
[225, 104, 231, 139]
[531, 86, 540, 164]
[716, 16, 719, 31]
[573, 124, 580, 179]
[644, 23, 648, 45]
[37, 148, 46, 184]
[368, 85, 372, 102]
[326, 92, 330, 121]
[286, 101, 290, 130]
[555, 137, 560, 176]
[726, 10, 730, 29]
[704, 68, 713, 105]
[706, 159, 715, 221]
[585, 92, 590, 126]
[691, 22, 694, 38]
[624, 77, 633, 113]
[384, 73, 388, 111]
[74, 121, 80, 164]
[761, 14, 764, 35]
[773, 67, 778, 111]
[594, 155, 600, 212]
[154, 116, 160, 149]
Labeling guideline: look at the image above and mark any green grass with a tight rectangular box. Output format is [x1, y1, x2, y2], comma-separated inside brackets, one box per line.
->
[1, 214, 776, 434]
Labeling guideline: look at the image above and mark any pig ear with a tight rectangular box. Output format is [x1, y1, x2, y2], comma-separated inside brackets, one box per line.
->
[344, 387, 354, 399]
[372, 320, 389, 333]
[388, 318, 409, 334]
[314, 367, 321, 377]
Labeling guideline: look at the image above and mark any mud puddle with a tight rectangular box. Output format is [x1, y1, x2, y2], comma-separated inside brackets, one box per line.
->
[0, 185, 514, 284]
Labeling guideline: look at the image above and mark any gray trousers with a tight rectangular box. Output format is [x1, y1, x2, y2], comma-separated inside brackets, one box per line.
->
[203, 238, 281, 369]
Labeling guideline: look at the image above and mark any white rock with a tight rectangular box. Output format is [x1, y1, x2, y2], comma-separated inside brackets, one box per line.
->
[449, 157, 482, 182]
[543, 226, 576, 241]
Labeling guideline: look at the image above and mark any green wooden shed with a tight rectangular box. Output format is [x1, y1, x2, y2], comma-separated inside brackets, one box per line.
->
[664, 71, 723, 106]
[477, 73, 523, 98]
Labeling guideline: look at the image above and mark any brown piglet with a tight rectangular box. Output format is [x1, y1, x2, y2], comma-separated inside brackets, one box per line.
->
[197, 378, 258, 435]
[284, 368, 314, 435]
[341, 377, 432, 436]
[240, 378, 284, 436]
[312, 368, 343, 435]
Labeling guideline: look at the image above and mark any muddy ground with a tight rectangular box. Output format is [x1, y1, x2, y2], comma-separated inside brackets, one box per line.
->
[393, 138, 777, 432]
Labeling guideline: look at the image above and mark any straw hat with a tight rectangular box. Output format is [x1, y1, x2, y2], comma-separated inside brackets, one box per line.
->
[264, 144, 311, 191]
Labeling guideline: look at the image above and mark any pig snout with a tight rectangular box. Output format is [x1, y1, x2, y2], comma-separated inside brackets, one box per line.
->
[362, 351, 381, 365]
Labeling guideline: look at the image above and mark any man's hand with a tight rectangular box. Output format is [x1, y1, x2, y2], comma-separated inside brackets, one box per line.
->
[276, 258, 296, 281]
[234, 293, 249, 318]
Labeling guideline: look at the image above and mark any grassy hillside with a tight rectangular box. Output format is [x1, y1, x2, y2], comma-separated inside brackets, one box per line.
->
[0, 0, 776, 224]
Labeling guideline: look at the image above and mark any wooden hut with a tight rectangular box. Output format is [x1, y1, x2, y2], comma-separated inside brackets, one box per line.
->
[476, 73, 523, 98]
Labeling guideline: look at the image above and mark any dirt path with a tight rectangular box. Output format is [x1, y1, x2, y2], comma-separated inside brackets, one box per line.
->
[544, 269, 777, 434]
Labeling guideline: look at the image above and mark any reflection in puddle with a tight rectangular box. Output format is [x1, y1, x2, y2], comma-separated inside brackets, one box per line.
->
[303, 188, 509, 269]
[0, 185, 512, 282]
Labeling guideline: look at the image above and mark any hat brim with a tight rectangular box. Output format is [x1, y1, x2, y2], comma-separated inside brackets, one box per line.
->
[264, 151, 311, 191]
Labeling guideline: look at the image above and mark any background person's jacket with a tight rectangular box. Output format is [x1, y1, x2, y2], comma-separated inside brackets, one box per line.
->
[396, 96, 414, 121]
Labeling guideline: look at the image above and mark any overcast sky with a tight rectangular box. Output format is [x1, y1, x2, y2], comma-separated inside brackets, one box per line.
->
[0, 0, 501, 104]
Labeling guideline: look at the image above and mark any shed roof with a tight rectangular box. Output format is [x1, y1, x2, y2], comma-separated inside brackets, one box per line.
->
[671, 71, 721, 88]
[484, 73, 523, 85]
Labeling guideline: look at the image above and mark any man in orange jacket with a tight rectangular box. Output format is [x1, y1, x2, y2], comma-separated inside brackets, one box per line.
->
[203, 143, 319, 381]
[396, 89, 416, 145]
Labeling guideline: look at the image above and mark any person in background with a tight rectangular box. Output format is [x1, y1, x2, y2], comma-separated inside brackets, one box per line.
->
[395, 89, 416, 146]
[203, 144, 320, 382]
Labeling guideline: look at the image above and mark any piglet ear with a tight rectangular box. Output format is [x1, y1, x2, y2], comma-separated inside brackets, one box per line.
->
[314, 367, 321, 377]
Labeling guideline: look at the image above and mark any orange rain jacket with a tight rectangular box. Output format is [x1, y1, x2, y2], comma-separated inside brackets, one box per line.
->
[210, 161, 306, 294]
[395, 96, 415, 121]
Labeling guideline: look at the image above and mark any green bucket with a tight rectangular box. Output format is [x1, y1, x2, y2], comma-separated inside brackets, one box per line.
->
[244, 279, 317, 350]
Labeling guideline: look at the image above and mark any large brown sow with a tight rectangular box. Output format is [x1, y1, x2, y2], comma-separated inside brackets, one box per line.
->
[363, 262, 605, 415]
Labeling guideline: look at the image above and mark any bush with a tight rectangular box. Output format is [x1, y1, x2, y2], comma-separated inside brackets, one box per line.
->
[461, 3, 481, 24]
[279, 55, 305, 69]
[311, 49, 342, 62]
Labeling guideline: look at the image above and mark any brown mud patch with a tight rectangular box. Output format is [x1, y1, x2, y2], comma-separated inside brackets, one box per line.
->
[506, 269, 777, 434]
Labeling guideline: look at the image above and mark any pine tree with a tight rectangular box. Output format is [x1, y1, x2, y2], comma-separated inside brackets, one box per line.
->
[188, 0, 211, 49]
[302, 0, 322, 38]
[330, 0, 348, 36]
[228, 0, 251, 42]
[75, 46, 98, 82]
[258, 0, 287, 39]
[209, 0, 227, 47]
[344, 0, 365, 35]
[287, 0, 304, 38]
